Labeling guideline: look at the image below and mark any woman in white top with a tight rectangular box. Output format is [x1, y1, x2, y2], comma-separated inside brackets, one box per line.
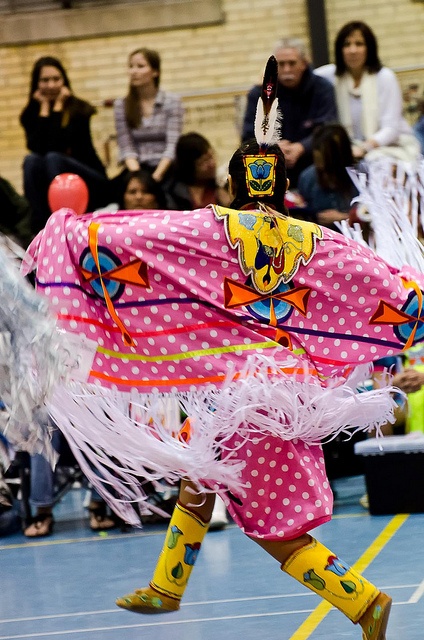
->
[316, 21, 420, 164]
[114, 48, 184, 183]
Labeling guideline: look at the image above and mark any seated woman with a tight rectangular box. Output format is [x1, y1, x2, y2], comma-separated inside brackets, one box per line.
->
[298, 123, 358, 229]
[316, 21, 420, 164]
[164, 132, 231, 209]
[20, 56, 109, 234]
[114, 48, 184, 184]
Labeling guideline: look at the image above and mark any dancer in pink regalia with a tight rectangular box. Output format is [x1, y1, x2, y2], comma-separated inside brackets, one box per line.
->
[23, 56, 424, 639]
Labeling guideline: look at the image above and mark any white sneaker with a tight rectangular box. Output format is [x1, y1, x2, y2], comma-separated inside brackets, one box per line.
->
[209, 495, 229, 531]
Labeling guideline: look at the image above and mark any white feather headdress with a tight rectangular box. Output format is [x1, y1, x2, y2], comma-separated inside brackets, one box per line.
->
[254, 55, 281, 151]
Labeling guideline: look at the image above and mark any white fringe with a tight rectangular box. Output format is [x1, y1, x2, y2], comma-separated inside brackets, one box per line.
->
[47, 355, 398, 525]
[342, 159, 424, 272]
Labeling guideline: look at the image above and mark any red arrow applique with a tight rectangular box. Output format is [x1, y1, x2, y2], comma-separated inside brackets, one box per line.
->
[224, 277, 311, 316]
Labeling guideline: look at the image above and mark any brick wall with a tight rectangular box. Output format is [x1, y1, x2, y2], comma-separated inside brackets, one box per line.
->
[0, 0, 423, 191]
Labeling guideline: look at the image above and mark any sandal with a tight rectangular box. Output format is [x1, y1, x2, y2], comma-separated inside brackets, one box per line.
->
[88, 504, 116, 531]
[24, 513, 54, 538]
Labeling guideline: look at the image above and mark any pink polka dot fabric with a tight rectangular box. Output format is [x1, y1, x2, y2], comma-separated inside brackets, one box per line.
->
[23, 206, 424, 393]
[217, 435, 332, 540]
[22, 205, 424, 538]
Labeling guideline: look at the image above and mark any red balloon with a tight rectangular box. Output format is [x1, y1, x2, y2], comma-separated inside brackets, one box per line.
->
[48, 173, 89, 215]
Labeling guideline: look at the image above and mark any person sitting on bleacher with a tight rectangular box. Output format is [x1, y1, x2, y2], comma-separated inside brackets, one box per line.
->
[20, 56, 110, 234]
[315, 21, 420, 165]
[24, 425, 116, 538]
[113, 47, 184, 184]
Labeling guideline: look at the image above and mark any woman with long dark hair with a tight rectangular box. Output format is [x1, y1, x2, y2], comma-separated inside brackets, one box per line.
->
[20, 56, 109, 234]
[114, 48, 184, 183]
[316, 21, 419, 163]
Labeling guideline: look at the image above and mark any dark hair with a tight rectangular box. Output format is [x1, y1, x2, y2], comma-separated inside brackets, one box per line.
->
[312, 124, 354, 194]
[24, 56, 95, 120]
[173, 132, 212, 185]
[28, 56, 71, 99]
[118, 168, 167, 209]
[228, 139, 287, 212]
[334, 21, 382, 76]
[125, 48, 161, 129]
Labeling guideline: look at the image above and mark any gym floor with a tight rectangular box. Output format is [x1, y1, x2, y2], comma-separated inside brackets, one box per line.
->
[1, 476, 423, 640]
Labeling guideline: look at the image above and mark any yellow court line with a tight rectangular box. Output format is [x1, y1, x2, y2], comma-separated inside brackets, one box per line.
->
[288, 513, 410, 640]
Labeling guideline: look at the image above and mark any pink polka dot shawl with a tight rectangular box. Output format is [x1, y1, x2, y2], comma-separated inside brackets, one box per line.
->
[21, 205, 424, 528]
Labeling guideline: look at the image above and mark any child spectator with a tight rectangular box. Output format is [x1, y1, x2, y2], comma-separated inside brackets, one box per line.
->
[164, 132, 231, 209]
[116, 169, 167, 210]
[298, 123, 358, 228]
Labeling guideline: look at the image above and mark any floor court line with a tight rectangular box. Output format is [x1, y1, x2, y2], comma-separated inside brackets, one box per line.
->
[0, 610, 321, 640]
[409, 578, 424, 604]
[0, 594, 314, 625]
[0, 583, 417, 626]
[0, 600, 415, 640]
[2, 507, 418, 639]
[287, 513, 410, 640]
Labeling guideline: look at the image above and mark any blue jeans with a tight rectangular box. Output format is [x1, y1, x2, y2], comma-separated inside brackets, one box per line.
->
[23, 152, 110, 234]
[414, 116, 424, 155]
[29, 428, 61, 508]
[30, 427, 103, 509]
